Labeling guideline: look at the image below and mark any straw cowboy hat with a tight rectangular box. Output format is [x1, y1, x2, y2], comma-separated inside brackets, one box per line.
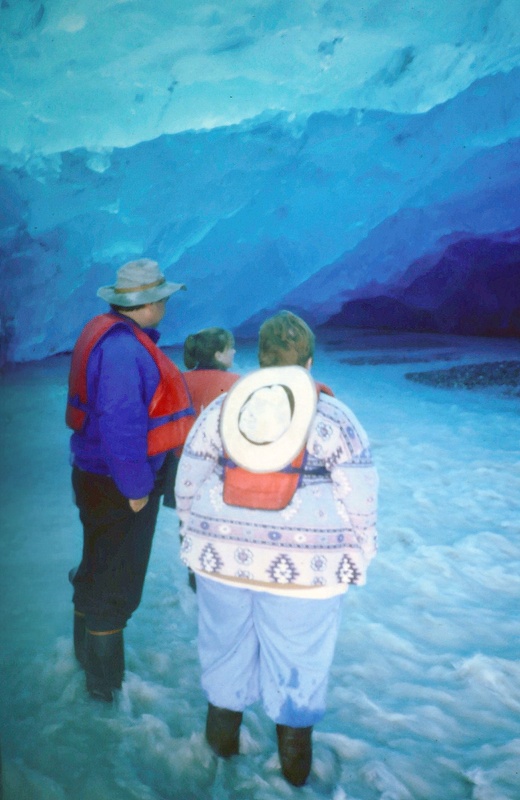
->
[220, 366, 317, 473]
[97, 259, 186, 306]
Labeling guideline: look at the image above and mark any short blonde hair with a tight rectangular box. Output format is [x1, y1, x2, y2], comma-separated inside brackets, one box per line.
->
[258, 311, 315, 367]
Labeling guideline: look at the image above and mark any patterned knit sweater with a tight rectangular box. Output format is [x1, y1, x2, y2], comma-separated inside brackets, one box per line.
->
[175, 391, 378, 598]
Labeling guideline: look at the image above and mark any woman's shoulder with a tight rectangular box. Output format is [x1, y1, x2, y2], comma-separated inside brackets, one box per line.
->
[315, 393, 370, 444]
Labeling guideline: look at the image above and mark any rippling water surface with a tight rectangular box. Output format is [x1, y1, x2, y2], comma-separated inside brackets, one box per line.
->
[1, 331, 519, 799]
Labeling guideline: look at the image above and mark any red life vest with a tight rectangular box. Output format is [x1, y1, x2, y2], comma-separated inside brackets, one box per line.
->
[222, 380, 334, 510]
[66, 313, 195, 456]
[183, 369, 240, 416]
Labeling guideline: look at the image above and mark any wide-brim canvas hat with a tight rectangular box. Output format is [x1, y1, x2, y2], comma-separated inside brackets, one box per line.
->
[97, 258, 186, 306]
[220, 366, 317, 473]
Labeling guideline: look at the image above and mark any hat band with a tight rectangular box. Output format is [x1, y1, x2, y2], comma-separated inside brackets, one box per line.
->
[114, 277, 165, 294]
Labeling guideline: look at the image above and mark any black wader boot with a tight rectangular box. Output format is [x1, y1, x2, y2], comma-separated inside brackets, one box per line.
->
[84, 629, 125, 702]
[69, 567, 87, 667]
[205, 703, 243, 757]
[276, 724, 313, 787]
[73, 610, 86, 666]
[187, 568, 197, 593]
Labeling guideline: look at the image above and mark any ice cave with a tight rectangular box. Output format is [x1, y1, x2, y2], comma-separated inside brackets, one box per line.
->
[0, 2, 519, 799]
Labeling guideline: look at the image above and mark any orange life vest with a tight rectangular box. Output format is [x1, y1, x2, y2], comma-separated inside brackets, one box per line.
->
[221, 381, 334, 510]
[183, 369, 240, 416]
[66, 313, 195, 456]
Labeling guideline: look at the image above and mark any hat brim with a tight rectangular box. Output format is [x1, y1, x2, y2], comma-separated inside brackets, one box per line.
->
[220, 366, 317, 473]
[97, 281, 186, 306]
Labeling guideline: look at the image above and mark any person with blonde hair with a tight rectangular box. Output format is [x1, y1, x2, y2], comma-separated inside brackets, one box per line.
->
[175, 310, 378, 787]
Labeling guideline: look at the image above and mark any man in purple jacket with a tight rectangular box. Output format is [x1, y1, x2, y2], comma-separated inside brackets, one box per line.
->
[67, 259, 192, 701]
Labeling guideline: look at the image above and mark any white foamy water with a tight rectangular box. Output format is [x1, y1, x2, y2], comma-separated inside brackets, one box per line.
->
[1, 332, 519, 799]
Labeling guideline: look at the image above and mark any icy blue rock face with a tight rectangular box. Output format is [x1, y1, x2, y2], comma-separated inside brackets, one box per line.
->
[324, 230, 520, 337]
[1, 17, 520, 361]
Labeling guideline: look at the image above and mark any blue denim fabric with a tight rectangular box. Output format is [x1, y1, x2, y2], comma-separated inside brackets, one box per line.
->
[196, 575, 344, 727]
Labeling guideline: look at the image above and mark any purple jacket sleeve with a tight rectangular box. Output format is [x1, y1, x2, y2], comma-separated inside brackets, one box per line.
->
[91, 327, 160, 498]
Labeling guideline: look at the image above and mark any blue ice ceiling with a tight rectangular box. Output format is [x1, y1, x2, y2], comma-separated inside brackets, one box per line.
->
[1, 0, 520, 363]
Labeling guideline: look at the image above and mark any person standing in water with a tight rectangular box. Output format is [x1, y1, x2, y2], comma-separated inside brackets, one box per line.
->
[175, 311, 378, 787]
[66, 259, 193, 702]
[163, 327, 240, 592]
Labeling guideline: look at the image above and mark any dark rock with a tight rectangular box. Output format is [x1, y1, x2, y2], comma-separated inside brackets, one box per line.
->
[405, 360, 520, 395]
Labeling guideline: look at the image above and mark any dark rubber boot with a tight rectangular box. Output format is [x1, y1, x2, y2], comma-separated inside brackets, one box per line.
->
[84, 629, 125, 702]
[205, 703, 243, 757]
[73, 611, 86, 666]
[187, 568, 197, 593]
[276, 724, 313, 787]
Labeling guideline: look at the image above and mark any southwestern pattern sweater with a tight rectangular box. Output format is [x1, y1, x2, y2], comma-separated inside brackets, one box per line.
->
[175, 391, 378, 597]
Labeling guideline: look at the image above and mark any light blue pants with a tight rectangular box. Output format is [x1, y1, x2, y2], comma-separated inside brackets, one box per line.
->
[196, 575, 344, 727]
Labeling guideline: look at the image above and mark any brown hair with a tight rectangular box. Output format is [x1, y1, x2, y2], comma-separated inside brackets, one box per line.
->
[258, 311, 315, 367]
[110, 303, 146, 312]
[183, 327, 234, 370]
